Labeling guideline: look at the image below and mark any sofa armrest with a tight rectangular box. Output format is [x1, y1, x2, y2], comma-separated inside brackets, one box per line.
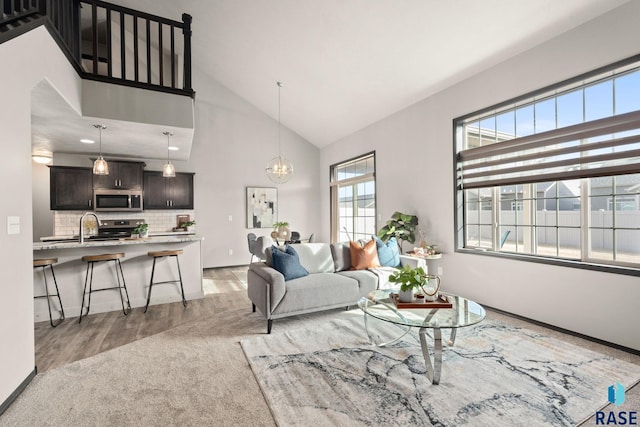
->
[248, 262, 286, 316]
[399, 255, 427, 271]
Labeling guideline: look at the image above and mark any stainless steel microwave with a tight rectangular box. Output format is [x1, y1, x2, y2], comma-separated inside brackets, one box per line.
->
[94, 189, 143, 212]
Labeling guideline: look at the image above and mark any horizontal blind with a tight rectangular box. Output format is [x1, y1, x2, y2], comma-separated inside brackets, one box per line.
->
[457, 110, 640, 189]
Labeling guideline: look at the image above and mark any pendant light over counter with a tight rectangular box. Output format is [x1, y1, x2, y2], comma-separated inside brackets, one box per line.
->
[266, 81, 294, 184]
[162, 131, 176, 177]
[92, 124, 109, 175]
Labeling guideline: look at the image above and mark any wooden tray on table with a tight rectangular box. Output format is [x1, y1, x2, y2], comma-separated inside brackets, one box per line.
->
[391, 293, 453, 309]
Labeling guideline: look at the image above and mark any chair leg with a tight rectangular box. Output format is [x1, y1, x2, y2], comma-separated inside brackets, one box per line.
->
[252, 303, 256, 313]
[144, 257, 157, 313]
[267, 319, 272, 334]
[40, 266, 55, 327]
[175, 255, 187, 308]
[79, 262, 92, 323]
[116, 259, 132, 315]
[48, 264, 65, 323]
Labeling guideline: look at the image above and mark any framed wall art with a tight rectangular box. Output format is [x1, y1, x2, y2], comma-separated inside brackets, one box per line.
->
[246, 187, 277, 229]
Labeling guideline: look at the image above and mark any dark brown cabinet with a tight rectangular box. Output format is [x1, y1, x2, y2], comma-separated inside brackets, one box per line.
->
[143, 171, 194, 209]
[93, 161, 144, 190]
[50, 166, 93, 210]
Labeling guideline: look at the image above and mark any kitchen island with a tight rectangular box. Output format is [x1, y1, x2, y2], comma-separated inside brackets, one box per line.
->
[33, 235, 204, 322]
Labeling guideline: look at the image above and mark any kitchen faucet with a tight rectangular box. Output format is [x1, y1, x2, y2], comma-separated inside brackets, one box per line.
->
[79, 212, 100, 243]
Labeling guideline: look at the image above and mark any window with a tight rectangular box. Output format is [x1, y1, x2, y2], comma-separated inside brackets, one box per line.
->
[330, 153, 376, 242]
[455, 56, 640, 273]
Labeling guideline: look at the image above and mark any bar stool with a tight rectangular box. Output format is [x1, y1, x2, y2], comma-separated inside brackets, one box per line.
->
[33, 258, 65, 327]
[145, 249, 188, 312]
[79, 253, 131, 323]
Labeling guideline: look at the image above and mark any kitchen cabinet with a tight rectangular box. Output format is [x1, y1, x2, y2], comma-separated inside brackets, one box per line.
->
[93, 160, 144, 190]
[143, 171, 194, 209]
[50, 166, 93, 210]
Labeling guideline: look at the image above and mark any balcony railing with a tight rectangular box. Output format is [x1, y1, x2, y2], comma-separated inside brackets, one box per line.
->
[1, 0, 193, 97]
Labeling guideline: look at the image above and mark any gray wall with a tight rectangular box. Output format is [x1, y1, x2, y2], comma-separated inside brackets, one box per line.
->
[320, 1, 640, 351]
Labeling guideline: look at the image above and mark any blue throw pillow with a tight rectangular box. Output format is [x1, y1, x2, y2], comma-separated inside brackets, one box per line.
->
[271, 245, 309, 281]
[373, 236, 400, 268]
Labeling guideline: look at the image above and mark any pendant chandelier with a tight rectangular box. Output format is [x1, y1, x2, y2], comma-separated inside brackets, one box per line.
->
[92, 124, 109, 175]
[266, 81, 294, 184]
[162, 131, 176, 177]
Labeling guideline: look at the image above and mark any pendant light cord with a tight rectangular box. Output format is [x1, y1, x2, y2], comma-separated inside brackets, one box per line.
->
[277, 81, 283, 158]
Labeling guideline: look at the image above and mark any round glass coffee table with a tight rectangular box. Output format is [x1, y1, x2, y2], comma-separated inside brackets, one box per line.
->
[358, 289, 486, 385]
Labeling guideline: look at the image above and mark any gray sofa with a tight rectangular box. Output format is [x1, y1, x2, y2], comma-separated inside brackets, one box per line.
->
[247, 242, 422, 333]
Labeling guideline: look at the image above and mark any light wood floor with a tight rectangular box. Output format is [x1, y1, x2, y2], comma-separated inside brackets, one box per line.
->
[34, 266, 248, 373]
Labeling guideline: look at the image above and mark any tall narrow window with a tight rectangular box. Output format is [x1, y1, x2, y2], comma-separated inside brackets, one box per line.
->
[330, 153, 376, 242]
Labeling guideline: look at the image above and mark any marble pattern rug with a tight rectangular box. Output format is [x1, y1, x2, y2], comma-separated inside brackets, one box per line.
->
[241, 316, 640, 427]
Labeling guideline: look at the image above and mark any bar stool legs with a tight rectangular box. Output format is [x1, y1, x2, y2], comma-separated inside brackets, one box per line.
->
[79, 253, 131, 323]
[33, 258, 65, 327]
[145, 250, 188, 313]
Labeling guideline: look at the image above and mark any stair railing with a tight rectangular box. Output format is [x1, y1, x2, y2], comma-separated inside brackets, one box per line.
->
[1, 0, 193, 97]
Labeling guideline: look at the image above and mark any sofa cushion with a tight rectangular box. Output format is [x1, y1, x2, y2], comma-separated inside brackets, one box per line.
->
[330, 242, 350, 272]
[271, 245, 309, 281]
[336, 270, 378, 297]
[271, 273, 359, 315]
[288, 243, 334, 274]
[373, 236, 400, 268]
[349, 239, 381, 270]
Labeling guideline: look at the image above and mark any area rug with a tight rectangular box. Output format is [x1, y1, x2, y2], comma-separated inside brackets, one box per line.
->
[241, 316, 640, 427]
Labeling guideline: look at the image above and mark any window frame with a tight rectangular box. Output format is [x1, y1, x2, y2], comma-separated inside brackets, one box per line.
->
[330, 152, 376, 243]
[453, 54, 640, 277]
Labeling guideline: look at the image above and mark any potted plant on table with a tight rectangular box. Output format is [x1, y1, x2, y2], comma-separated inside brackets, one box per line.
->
[389, 265, 441, 302]
[271, 221, 290, 240]
[133, 223, 149, 238]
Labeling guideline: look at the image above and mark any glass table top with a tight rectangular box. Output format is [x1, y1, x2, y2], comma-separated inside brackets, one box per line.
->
[358, 289, 486, 329]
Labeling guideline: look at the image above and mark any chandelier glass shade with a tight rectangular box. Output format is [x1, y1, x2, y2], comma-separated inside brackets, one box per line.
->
[92, 124, 109, 175]
[266, 81, 293, 184]
[162, 131, 176, 177]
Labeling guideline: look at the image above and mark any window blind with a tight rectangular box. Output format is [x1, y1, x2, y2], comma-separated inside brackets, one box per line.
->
[457, 110, 640, 190]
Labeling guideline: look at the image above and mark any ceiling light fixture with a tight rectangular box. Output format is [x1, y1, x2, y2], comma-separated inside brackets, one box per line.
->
[80, 138, 95, 144]
[266, 81, 294, 184]
[32, 151, 53, 164]
[162, 131, 176, 177]
[92, 124, 109, 175]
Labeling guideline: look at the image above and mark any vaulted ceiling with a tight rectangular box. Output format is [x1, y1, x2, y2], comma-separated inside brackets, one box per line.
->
[31, 0, 631, 160]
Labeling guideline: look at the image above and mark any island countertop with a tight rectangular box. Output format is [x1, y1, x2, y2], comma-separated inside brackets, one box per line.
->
[34, 234, 202, 251]
[32, 235, 204, 322]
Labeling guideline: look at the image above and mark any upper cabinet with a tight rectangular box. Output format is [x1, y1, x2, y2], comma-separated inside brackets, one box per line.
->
[93, 161, 144, 190]
[143, 171, 194, 209]
[50, 166, 93, 210]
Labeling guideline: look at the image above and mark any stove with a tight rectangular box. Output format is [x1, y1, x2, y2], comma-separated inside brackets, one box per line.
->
[94, 219, 146, 240]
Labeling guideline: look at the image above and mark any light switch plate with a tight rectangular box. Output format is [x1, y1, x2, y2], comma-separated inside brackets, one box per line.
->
[7, 216, 20, 235]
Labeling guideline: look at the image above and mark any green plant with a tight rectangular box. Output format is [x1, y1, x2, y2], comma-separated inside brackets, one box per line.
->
[273, 221, 289, 230]
[389, 265, 428, 292]
[180, 220, 196, 228]
[133, 223, 148, 234]
[377, 211, 419, 252]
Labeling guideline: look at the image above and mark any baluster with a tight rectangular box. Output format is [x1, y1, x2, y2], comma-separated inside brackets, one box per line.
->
[120, 11, 125, 79]
[133, 15, 138, 82]
[170, 23, 175, 88]
[146, 17, 151, 84]
[158, 22, 163, 86]
[182, 13, 192, 91]
[106, 8, 111, 77]
[91, 2, 97, 74]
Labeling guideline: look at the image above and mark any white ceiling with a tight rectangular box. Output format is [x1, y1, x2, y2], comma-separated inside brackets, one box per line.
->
[32, 0, 630, 158]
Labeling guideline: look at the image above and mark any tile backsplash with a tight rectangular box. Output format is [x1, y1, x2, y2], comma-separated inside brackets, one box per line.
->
[54, 210, 195, 236]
